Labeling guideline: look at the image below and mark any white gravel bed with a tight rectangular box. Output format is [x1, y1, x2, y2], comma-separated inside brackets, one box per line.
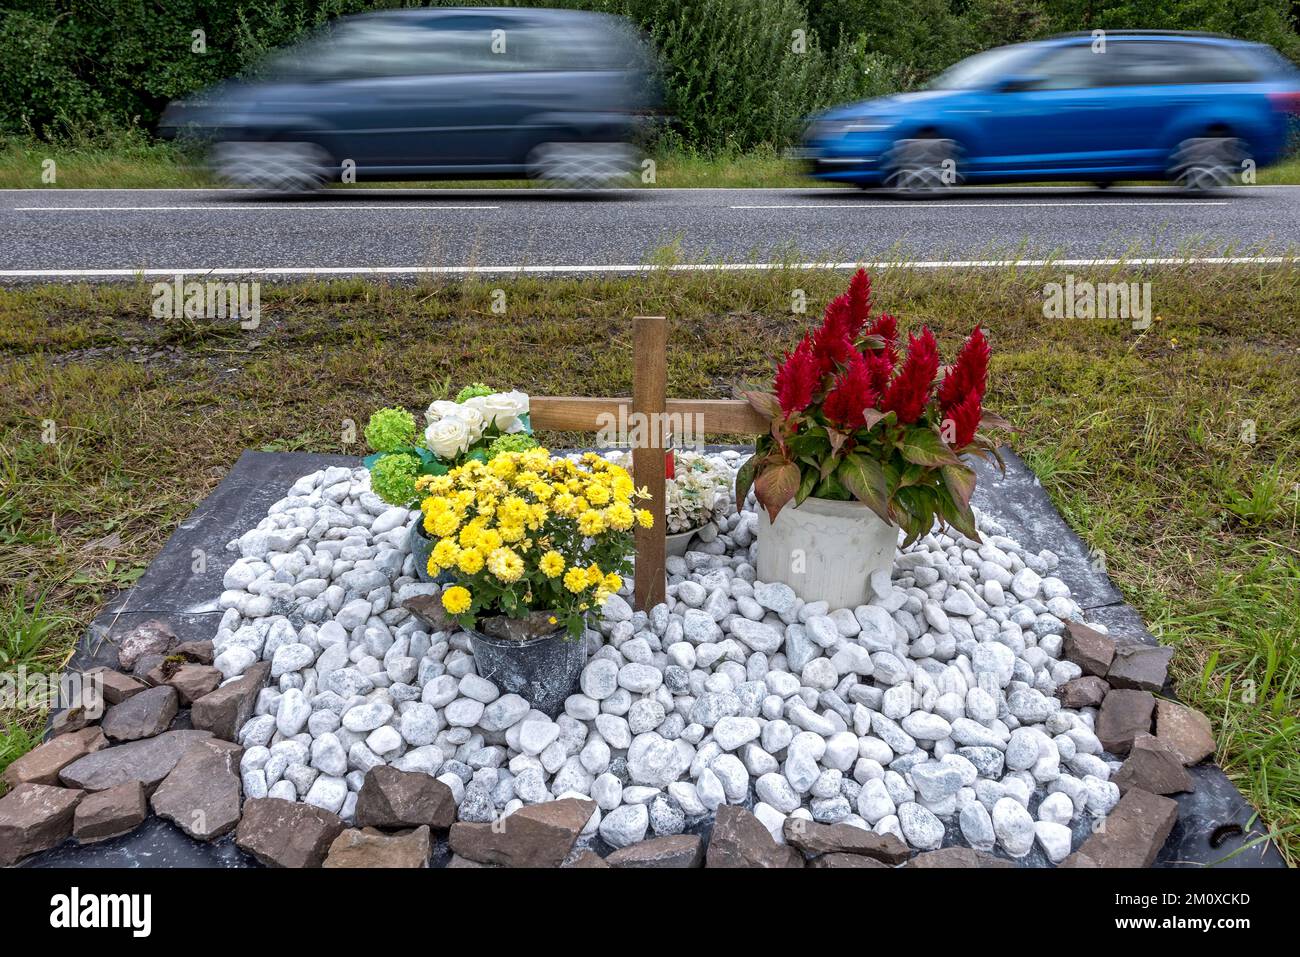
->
[215, 452, 1121, 862]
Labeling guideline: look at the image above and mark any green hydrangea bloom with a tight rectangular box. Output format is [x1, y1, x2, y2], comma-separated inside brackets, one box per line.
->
[486, 433, 538, 459]
[370, 453, 420, 506]
[364, 407, 416, 453]
[454, 383, 493, 403]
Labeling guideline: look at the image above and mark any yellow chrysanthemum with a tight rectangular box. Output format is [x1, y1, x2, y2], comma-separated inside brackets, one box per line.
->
[426, 555, 441, 577]
[432, 538, 460, 567]
[487, 547, 524, 583]
[476, 528, 502, 552]
[585, 564, 603, 586]
[594, 587, 611, 606]
[499, 521, 525, 543]
[605, 502, 634, 531]
[539, 551, 565, 578]
[430, 510, 460, 538]
[563, 567, 590, 594]
[635, 509, 654, 529]
[585, 482, 611, 506]
[441, 585, 471, 615]
[456, 548, 485, 574]
[603, 572, 623, 593]
[578, 510, 606, 536]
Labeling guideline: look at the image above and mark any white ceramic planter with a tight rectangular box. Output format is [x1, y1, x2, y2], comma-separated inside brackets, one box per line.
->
[665, 523, 709, 557]
[756, 497, 898, 609]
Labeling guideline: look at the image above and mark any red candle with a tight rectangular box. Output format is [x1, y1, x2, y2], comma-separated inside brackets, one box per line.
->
[665, 448, 676, 480]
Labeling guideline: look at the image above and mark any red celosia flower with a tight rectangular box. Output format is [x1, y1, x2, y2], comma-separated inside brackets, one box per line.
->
[864, 344, 894, 396]
[822, 352, 878, 429]
[944, 387, 982, 448]
[774, 335, 823, 418]
[811, 298, 856, 375]
[847, 269, 872, 336]
[864, 312, 899, 366]
[881, 327, 940, 424]
[939, 325, 990, 410]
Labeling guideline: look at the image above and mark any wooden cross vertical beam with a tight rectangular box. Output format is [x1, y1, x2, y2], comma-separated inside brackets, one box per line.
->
[632, 315, 667, 611]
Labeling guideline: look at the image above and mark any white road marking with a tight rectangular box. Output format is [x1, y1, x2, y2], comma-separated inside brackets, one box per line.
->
[730, 201, 1230, 209]
[0, 256, 1290, 279]
[13, 204, 499, 211]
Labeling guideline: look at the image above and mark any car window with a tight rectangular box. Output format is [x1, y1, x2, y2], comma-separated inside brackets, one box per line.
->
[928, 45, 1041, 90]
[1103, 41, 1261, 85]
[1030, 44, 1109, 90]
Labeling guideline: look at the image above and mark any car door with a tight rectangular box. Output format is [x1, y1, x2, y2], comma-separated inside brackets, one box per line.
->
[977, 42, 1122, 175]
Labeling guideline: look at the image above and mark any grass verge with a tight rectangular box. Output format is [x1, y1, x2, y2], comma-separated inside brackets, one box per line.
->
[0, 264, 1296, 862]
[4, 135, 1298, 189]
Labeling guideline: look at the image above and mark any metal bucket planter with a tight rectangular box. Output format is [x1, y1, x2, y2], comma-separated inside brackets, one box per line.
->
[466, 620, 587, 719]
[406, 520, 453, 585]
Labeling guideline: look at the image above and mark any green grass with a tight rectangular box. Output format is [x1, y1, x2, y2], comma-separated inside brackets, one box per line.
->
[0, 263, 1297, 862]
[3, 135, 1298, 189]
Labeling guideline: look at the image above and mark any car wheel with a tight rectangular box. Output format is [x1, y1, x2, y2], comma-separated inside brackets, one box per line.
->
[209, 141, 332, 193]
[1168, 136, 1247, 192]
[526, 142, 636, 189]
[882, 137, 961, 195]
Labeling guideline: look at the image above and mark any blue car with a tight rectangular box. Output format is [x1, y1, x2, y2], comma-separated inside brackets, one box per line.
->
[803, 31, 1300, 192]
[160, 7, 660, 191]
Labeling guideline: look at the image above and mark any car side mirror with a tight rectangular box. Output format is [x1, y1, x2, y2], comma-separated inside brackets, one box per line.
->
[995, 74, 1045, 93]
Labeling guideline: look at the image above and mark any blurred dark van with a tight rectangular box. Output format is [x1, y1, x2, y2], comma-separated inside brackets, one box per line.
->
[159, 7, 661, 190]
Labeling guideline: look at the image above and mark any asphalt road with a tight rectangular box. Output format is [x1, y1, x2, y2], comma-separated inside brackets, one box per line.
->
[2, 185, 1297, 279]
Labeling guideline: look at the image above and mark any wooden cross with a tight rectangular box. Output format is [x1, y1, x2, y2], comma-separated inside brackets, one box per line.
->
[529, 316, 768, 612]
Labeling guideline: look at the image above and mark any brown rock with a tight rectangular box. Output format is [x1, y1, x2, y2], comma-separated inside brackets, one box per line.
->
[354, 766, 457, 830]
[235, 797, 346, 868]
[86, 667, 150, 705]
[782, 819, 910, 864]
[705, 805, 804, 868]
[131, 654, 168, 683]
[0, 782, 84, 865]
[1058, 675, 1110, 709]
[101, 685, 178, 742]
[1063, 621, 1116, 677]
[1096, 688, 1156, 755]
[1074, 788, 1178, 867]
[173, 640, 215, 665]
[1057, 851, 1101, 868]
[449, 797, 594, 867]
[2, 727, 109, 789]
[191, 661, 271, 741]
[606, 834, 703, 868]
[809, 852, 891, 868]
[906, 847, 1013, 868]
[562, 850, 610, 868]
[50, 683, 106, 736]
[1107, 643, 1174, 692]
[402, 594, 454, 631]
[165, 664, 223, 706]
[59, 729, 214, 793]
[447, 854, 496, 868]
[1155, 699, 1216, 765]
[115, 619, 177, 670]
[1112, 734, 1194, 795]
[73, 781, 147, 843]
[150, 739, 243, 840]
[323, 826, 432, 868]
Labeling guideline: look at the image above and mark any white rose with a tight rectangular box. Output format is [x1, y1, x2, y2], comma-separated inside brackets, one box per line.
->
[451, 405, 485, 440]
[481, 390, 530, 433]
[425, 417, 471, 460]
[425, 400, 461, 424]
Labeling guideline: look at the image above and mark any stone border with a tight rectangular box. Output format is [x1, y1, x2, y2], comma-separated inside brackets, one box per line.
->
[7, 450, 1283, 869]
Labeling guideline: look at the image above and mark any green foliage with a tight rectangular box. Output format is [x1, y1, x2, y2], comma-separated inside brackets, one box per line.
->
[369, 451, 421, 506]
[487, 433, 540, 459]
[454, 382, 494, 403]
[363, 406, 417, 453]
[3, 0, 1297, 148]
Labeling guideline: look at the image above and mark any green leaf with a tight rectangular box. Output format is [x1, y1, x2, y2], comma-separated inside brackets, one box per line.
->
[743, 390, 781, 421]
[753, 458, 801, 522]
[941, 463, 977, 510]
[898, 427, 962, 468]
[937, 490, 981, 543]
[735, 452, 758, 506]
[836, 454, 891, 524]
[795, 466, 819, 506]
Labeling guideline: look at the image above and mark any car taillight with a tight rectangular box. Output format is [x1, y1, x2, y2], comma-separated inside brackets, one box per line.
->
[1268, 90, 1300, 114]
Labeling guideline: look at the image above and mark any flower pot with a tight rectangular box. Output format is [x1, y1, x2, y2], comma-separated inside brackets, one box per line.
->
[466, 621, 587, 718]
[406, 520, 453, 585]
[756, 497, 898, 610]
[665, 522, 709, 557]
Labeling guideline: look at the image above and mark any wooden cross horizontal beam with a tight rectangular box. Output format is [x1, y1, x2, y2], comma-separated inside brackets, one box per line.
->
[531, 396, 769, 436]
